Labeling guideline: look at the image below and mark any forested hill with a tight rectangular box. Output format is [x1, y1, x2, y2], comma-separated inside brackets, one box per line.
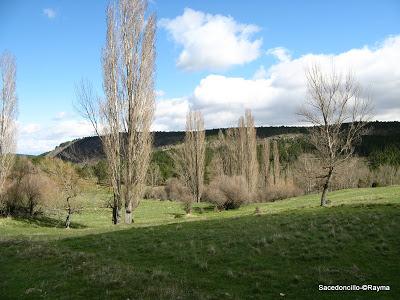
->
[42, 121, 400, 163]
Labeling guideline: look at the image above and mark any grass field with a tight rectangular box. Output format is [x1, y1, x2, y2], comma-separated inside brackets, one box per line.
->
[1, 186, 399, 299]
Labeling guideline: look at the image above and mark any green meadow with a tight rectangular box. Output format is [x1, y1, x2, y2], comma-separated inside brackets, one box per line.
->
[1, 186, 399, 299]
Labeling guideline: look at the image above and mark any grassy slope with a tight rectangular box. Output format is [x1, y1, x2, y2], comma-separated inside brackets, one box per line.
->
[0, 186, 399, 299]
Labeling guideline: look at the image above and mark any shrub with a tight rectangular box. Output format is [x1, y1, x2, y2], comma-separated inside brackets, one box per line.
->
[75, 164, 95, 180]
[92, 160, 109, 184]
[165, 178, 192, 214]
[257, 181, 302, 202]
[143, 186, 168, 201]
[3, 173, 54, 216]
[203, 176, 250, 210]
[165, 178, 189, 201]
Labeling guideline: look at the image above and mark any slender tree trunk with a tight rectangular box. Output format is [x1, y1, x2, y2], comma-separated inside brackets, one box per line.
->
[320, 167, 333, 206]
[112, 193, 121, 224]
[65, 212, 71, 229]
[65, 197, 72, 229]
[125, 200, 132, 224]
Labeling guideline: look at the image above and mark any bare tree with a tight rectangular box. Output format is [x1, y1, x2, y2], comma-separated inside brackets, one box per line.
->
[0, 52, 17, 200]
[293, 153, 321, 194]
[215, 110, 258, 193]
[43, 158, 82, 229]
[120, 0, 156, 224]
[238, 110, 258, 193]
[298, 64, 372, 206]
[272, 140, 280, 185]
[147, 162, 162, 186]
[260, 138, 270, 188]
[77, 0, 156, 224]
[173, 110, 206, 212]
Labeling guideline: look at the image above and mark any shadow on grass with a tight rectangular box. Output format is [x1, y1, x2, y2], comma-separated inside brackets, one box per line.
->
[13, 215, 87, 229]
[167, 213, 185, 219]
[192, 205, 215, 214]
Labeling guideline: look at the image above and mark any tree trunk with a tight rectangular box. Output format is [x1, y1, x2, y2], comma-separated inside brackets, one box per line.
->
[65, 211, 71, 229]
[321, 167, 334, 206]
[112, 206, 121, 225]
[65, 197, 72, 229]
[125, 200, 132, 224]
[112, 193, 121, 225]
[29, 199, 34, 216]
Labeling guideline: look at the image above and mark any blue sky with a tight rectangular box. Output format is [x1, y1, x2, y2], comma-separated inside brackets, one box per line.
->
[1, 0, 399, 154]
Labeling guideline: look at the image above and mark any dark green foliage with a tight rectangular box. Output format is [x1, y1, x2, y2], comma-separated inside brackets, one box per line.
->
[368, 145, 400, 169]
[75, 164, 94, 179]
[151, 150, 175, 181]
[92, 160, 109, 184]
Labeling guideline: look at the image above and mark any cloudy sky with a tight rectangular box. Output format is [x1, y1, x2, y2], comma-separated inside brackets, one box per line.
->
[1, 0, 399, 154]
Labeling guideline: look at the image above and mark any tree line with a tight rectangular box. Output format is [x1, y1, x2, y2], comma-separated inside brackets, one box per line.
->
[4, 0, 399, 228]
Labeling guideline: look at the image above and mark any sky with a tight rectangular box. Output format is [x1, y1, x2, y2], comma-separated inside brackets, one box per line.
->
[0, 0, 399, 155]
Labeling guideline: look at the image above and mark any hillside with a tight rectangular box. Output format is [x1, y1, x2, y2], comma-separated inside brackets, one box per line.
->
[1, 186, 399, 299]
[43, 121, 400, 163]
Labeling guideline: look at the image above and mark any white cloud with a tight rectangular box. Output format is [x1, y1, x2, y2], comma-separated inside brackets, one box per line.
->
[18, 119, 93, 155]
[153, 35, 400, 130]
[160, 8, 262, 71]
[267, 47, 291, 62]
[152, 97, 189, 131]
[253, 65, 267, 79]
[43, 8, 56, 19]
[17, 36, 400, 153]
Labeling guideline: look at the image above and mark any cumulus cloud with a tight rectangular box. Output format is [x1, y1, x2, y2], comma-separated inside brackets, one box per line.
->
[252, 65, 267, 79]
[154, 35, 400, 130]
[17, 36, 400, 153]
[267, 47, 291, 62]
[43, 8, 56, 19]
[18, 119, 93, 155]
[152, 97, 190, 131]
[160, 8, 262, 71]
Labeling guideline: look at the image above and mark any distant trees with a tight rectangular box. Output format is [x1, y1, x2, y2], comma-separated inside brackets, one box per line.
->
[0, 52, 17, 204]
[272, 140, 280, 185]
[215, 110, 258, 193]
[238, 110, 259, 193]
[173, 110, 206, 213]
[298, 64, 372, 206]
[77, 0, 156, 224]
[260, 139, 270, 189]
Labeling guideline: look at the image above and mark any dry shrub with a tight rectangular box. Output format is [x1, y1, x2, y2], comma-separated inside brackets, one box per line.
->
[143, 186, 168, 201]
[203, 176, 250, 210]
[1, 157, 57, 216]
[3, 173, 55, 216]
[165, 178, 189, 201]
[258, 181, 302, 202]
[165, 178, 192, 214]
[371, 164, 400, 187]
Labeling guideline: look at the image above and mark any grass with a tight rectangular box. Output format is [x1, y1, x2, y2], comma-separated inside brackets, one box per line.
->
[0, 186, 399, 299]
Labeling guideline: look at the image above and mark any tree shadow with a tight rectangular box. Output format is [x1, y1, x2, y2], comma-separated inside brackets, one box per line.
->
[167, 213, 185, 219]
[192, 205, 216, 214]
[13, 215, 87, 229]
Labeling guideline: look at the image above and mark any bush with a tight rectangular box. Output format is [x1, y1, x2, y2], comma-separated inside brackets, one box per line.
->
[165, 178, 189, 201]
[203, 176, 250, 210]
[143, 186, 168, 201]
[75, 164, 95, 180]
[3, 173, 54, 216]
[165, 178, 192, 214]
[257, 181, 302, 202]
[92, 160, 109, 184]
